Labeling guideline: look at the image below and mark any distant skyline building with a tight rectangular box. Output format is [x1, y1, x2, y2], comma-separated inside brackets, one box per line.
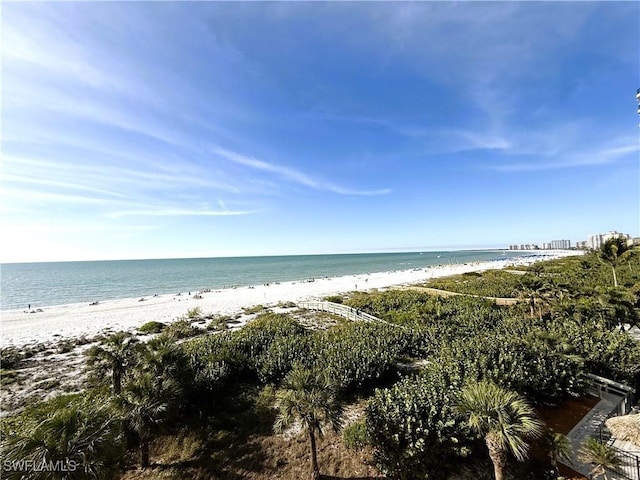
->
[509, 231, 633, 251]
[586, 231, 630, 250]
[550, 239, 571, 249]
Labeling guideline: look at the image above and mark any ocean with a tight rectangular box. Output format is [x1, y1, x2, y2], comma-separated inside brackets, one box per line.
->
[1, 250, 511, 311]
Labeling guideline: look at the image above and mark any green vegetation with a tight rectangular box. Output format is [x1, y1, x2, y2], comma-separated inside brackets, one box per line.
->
[2, 246, 639, 479]
[598, 237, 634, 287]
[86, 332, 139, 394]
[0, 369, 20, 386]
[0, 347, 25, 370]
[1, 393, 125, 480]
[185, 306, 202, 319]
[274, 366, 343, 480]
[428, 269, 525, 298]
[324, 294, 344, 304]
[543, 429, 572, 477]
[243, 304, 266, 314]
[579, 437, 622, 479]
[342, 420, 368, 451]
[367, 364, 471, 479]
[139, 320, 166, 334]
[458, 381, 543, 480]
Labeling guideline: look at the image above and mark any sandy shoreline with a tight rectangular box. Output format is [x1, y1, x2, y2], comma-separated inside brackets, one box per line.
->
[0, 251, 579, 347]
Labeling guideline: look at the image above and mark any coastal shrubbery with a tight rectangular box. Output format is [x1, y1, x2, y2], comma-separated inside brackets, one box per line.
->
[366, 363, 472, 479]
[139, 320, 166, 334]
[428, 269, 525, 298]
[182, 313, 422, 393]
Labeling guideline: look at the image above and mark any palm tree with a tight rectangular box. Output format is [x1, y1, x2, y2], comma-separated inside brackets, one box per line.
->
[86, 332, 139, 394]
[117, 372, 176, 468]
[139, 334, 180, 390]
[274, 366, 343, 480]
[517, 275, 550, 320]
[457, 380, 544, 480]
[596, 286, 639, 331]
[598, 238, 633, 287]
[543, 429, 572, 477]
[578, 437, 621, 480]
[1, 395, 124, 480]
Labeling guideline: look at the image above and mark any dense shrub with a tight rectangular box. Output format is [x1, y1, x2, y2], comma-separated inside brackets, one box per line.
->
[343, 420, 369, 451]
[164, 319, 200, 339]
[427, 270, 525, 298]
[182, 331, 249, 393]
[313, 322, 427, 391]
[139, 321, 166, 334]
[0, 347, 24, 370]
[366, 365, 471, 479]
[324, 295, 344, 303]
[255, 333, 312, 383]
[466, 334, 584, 402]
[182, 313, 307, 391]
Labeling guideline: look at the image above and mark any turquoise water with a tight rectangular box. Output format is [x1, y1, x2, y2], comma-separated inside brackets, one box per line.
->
[1, 250, 511, 310]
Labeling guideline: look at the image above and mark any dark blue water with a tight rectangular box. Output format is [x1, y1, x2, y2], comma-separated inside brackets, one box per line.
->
[1, 250, 508, 310]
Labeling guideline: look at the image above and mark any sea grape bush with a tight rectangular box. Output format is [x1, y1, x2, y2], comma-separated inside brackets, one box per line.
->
[255, 333, 313, 384]
[182, 312, 426, 394]
[366, 364, 471, 480]
[465, 334, 584, 402]
[314, 323, 407, 390]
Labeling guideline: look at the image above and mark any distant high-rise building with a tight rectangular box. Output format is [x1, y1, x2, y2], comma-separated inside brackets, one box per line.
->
[586, 231, 630, 250]
[550, 239, 571, 249]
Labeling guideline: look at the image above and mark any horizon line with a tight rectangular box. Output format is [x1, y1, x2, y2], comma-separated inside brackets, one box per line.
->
[0, 246, 533, 265]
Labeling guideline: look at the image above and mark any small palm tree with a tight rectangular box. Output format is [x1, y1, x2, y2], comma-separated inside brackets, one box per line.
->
[543, 429, 572, 476]
[117, 372, 176, 468]
[579, 437, 621, 480]
[598, 238, 633, 287]
[86, 332, 139, 394]
[139, 334, 180, 390]
[274, 366, 343, 480]
[457, 380, 544, 480]
[517, 275, 550, 320]
[597, 286, 639, 331]
[1, 395, 124, 480]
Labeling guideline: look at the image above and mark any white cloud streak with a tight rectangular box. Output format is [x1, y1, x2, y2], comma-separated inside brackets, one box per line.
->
[213, 147, 391, 196]
[491, 140, 640, 172]
[109, 208, 256, 218]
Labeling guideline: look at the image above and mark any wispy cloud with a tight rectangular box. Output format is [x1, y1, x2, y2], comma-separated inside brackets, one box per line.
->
[3, 224, 157, 234]
[491, 139, 639, 172]
[213, 147, 391, 196]
[2, 188, 124, 207]
[109, 208, 256, 218]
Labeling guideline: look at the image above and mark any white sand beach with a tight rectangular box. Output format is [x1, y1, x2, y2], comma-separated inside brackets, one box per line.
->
[0, 251, 579, 347]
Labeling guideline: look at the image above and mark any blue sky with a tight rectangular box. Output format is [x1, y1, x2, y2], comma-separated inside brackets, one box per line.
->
[2, 2, 639, 262]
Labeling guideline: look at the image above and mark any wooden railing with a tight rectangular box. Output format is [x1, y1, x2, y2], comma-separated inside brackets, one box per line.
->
[586, 373, 636, 415]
